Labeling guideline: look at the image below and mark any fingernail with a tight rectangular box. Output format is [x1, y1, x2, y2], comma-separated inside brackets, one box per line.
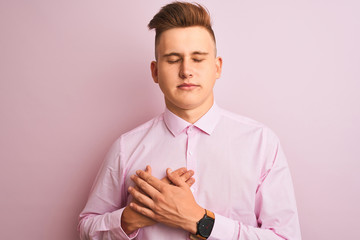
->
[136, 170, 140, 175]
[130, 175, 135, 180]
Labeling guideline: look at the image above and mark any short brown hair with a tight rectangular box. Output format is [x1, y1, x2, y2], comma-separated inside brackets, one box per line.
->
[148, 1, 216, 57]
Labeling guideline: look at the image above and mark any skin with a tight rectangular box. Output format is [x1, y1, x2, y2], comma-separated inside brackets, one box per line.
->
[129, 168, 203, 234]
[151, 26, 222, 124]
[121, 166, 196, 234]
[123, 26, 223, 235]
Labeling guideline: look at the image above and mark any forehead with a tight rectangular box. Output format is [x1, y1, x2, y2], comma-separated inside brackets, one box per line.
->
[157, 26, 215, 55]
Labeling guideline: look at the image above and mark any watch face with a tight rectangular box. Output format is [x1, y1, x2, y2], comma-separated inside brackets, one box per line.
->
[198, 218, 214, 238]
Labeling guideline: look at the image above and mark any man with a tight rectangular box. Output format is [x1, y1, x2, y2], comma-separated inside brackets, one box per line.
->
[79, 2, 301, 240]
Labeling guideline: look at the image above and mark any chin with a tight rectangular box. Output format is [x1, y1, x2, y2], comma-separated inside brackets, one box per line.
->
[166, 95, 212, 112]
[176, 101, 204, 110]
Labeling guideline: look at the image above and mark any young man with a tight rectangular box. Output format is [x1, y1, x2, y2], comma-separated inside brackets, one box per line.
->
[79, 2, 301, 240]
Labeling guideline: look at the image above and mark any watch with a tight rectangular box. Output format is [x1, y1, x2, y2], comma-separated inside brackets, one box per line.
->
[191, 209, 215, 239]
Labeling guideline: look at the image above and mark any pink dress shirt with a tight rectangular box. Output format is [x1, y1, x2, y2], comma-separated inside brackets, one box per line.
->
[79, 103, 301, 240]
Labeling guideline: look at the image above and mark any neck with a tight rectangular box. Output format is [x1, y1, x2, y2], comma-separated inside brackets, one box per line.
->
[165, 98, 214, 124]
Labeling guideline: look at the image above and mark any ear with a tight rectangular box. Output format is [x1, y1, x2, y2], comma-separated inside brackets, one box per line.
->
[150, 61, 159, 83]
[215, 57, 223, 79]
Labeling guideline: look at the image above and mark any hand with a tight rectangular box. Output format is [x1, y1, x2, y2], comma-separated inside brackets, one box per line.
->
[121, 166, 195, 234]
[128, 168, 204, 234]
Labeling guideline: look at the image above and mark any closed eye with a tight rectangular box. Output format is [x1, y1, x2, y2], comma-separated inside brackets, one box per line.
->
[167, 59, 181, 64]
[193, 58, 204, 63]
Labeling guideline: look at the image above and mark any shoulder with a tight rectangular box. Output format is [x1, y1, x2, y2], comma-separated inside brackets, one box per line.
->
[121, 113, 165, 140]
[218, 107, 280, 144]
[103, 113, 165, 169]
[112, 113, 166, 153]
[219, 108, 265, 128]
[218, 108, 285, 170]
[219, 108, 273, 132]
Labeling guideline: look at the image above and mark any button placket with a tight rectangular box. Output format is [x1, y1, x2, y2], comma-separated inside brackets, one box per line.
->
[186, 125, 197, 193]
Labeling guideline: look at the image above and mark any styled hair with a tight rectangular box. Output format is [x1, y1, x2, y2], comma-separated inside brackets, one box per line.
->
[148, 1, 216, 57]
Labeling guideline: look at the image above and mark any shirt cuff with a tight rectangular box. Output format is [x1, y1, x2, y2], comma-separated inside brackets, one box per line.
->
[208, 212, 237, 240]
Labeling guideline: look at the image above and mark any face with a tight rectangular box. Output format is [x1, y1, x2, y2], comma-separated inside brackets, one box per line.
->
[151, 26, 222, 116]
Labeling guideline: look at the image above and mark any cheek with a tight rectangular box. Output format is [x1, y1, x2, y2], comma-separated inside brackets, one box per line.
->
[157, 70, 176, 90]
[201, 61, 217, 72]
[201, 64, 217, 78]
[158, 65, 177, 79]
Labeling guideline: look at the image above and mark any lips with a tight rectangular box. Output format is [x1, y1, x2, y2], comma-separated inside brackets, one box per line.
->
[177, 83, 199, 90]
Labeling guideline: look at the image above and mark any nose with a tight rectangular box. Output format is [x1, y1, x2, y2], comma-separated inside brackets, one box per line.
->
[179, 59, 193, 79]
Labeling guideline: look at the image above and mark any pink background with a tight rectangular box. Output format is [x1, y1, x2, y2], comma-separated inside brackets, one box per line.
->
[1, 0, 359, 239]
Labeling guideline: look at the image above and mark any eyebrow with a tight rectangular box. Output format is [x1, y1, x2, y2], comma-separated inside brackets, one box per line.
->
[162, 51, 209, 58]
[192, 51, 209, 56]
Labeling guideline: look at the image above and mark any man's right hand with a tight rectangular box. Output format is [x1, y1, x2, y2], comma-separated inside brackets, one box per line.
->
[121, 166, 195, 235]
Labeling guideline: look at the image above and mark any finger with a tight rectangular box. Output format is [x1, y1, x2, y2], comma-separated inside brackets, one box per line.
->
[185, 177, 195, 187]
[166, 168, 187, 187]
[145, 165, 152, 174]
[171, 167, 187, 176]
[129, 202, 156, 220]
[128, 186, 154, 209]
[136, 170, 166, 192]
[136, 166, 152, 194]
[179, 169, 194, 182]
[131, 174, 160, 199]
[161, 167, 186, 184]
[161, 177, 171, 184]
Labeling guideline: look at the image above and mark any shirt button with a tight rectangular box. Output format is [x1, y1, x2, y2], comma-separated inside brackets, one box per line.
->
[187, 127, 192, 133]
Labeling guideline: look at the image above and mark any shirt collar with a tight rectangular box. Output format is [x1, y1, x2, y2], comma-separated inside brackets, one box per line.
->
[163, 103, 221, 137]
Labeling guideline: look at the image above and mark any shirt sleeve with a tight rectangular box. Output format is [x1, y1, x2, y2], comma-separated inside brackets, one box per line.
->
[209, 132, 301, 240]
[78, 137, 139, 240]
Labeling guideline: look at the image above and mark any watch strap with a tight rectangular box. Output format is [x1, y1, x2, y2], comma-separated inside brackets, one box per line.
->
[205, 209, 215, 220]
[190, 209, 215, 240]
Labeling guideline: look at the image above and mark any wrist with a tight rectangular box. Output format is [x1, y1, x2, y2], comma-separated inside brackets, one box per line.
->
[185, 206, 205, 234]
[191, 209, 215, 239]
[121, 206, 140, 234]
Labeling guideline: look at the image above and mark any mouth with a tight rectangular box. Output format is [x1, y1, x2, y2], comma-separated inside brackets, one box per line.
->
[177, 83, 200, 90]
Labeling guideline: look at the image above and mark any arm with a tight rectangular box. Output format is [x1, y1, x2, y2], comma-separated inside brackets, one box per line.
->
[80, 166, 195, 240]
[209, 141, 301, 240]
[129, 141, 301, 239]
[78, 140, 196, 240]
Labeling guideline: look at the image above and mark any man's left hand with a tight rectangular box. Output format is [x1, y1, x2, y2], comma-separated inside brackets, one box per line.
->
[128, 168, 204, 234]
